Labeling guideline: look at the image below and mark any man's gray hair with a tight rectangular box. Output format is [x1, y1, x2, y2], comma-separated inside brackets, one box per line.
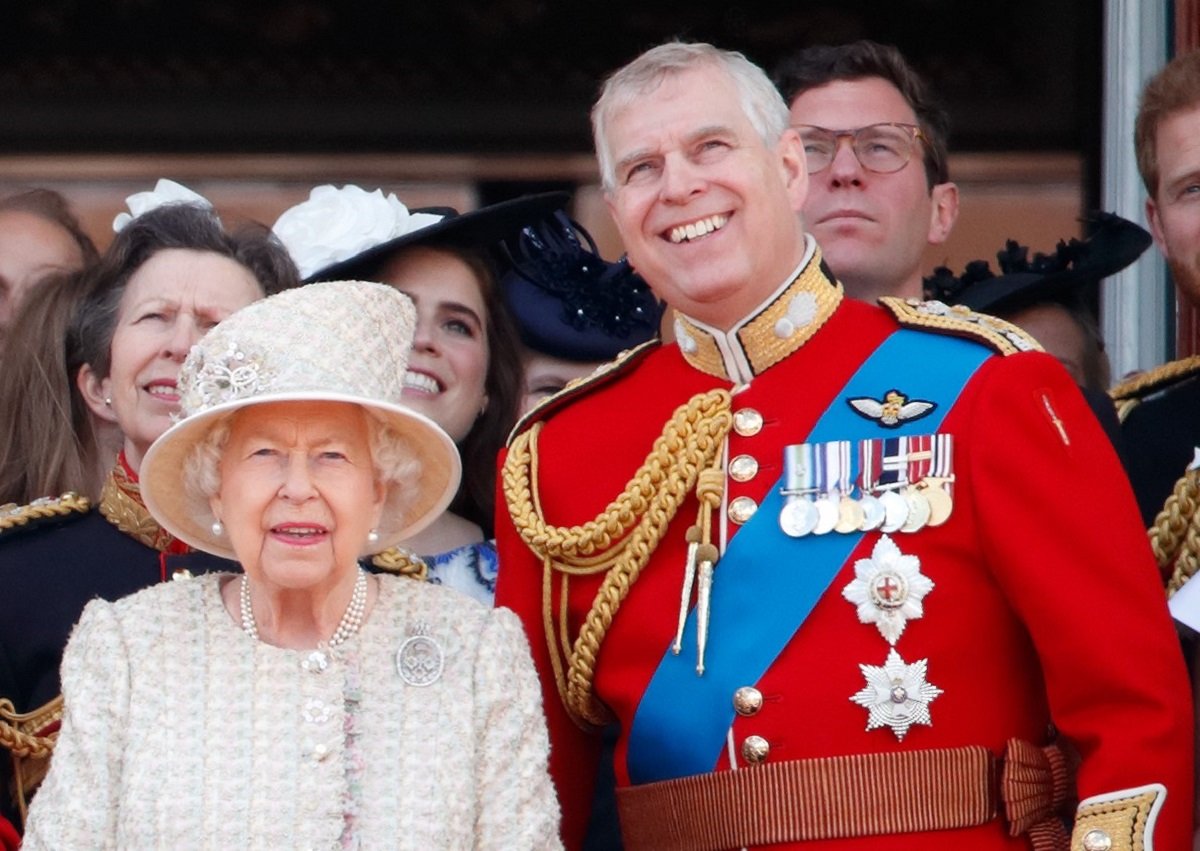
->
[592, 41, 791, 191]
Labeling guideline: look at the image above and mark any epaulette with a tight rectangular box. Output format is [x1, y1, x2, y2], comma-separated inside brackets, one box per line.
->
[879, 297, 1043, 356]
[368, 547, 428, 581]
[506, 339, 661, 446]
[1110, 355, 1200, 422]
[0, 493, 91, 540]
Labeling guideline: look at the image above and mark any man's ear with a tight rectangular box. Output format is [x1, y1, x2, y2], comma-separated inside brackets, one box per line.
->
[779, 127, 809, 212]
[926, 182, 960, 246]
[77, 364, 119, 424]
[1147, 196, 1170, 258]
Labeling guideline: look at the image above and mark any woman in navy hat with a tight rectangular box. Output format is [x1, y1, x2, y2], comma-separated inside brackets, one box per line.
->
[500, 210, 664, 416]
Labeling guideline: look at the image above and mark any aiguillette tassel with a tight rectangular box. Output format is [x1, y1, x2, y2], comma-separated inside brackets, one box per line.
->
[693, 543, 719, 675]
[673, 527, 702, 654]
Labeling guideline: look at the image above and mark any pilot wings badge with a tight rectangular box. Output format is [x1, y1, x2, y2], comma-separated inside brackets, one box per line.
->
[847, 390, 936, 428]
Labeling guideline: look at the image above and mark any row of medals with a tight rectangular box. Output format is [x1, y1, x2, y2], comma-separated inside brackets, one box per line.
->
[779, 476, 953, 537]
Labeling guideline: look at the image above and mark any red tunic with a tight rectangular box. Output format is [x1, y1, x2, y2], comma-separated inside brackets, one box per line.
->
[496, 268, 1192, 850]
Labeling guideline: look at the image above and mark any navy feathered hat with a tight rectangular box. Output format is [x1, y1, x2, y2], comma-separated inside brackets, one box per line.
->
[501, 211, 664, 362]
[923, 211, 1152, 315]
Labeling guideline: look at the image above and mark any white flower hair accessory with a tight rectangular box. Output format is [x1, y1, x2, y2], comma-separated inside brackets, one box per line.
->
[112, 179, 214, 233]
[272, 184, 445, 280]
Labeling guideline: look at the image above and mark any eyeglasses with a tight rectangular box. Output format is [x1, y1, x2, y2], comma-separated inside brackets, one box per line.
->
[794, 123, 924, 175]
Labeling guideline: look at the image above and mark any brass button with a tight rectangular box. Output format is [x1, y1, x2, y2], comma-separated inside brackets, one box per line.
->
[1081, 830, 1112, 851]
[728, 454, 759, 482]
[732, 408, 763, 436]
[728, 496, 758, 525]
[732, 686, 763, 716]
[741, 735, 770, 764]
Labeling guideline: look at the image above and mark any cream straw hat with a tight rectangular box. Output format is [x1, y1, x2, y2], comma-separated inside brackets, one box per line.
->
[140, 280, 461, 560]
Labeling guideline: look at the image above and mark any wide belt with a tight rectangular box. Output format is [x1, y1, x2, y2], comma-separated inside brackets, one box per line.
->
[617, 739, 1071, 851]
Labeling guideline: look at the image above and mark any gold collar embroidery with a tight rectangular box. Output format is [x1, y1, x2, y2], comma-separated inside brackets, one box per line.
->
[674, 241, 843, 384]
[98, 464, 179, 552]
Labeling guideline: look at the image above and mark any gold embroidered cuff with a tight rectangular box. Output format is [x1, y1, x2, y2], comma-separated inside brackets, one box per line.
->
[1070, 784, 1165, 851]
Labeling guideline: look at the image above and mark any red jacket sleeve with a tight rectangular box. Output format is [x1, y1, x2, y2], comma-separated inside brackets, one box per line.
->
[965, 352, 1193, 847]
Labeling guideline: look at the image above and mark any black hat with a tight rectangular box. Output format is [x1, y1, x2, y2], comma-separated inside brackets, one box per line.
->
[273, 185, 570, 283]
[500, 211, 664, 362]
[923, 212, 1152, 315]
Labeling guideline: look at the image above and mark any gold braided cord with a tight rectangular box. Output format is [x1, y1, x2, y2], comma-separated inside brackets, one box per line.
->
[503, 389, 733, 728]
[1155, 468, 1200, 595]
[0, 695, 62, 759]
[369, 547, 429, 581]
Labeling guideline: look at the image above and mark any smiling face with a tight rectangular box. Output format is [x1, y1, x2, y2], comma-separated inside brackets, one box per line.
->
[210, 401, 385, 594]
[377, 246, 490, 443]
[83, 249, 263, 471]
[0, 210, 86, 327]
[1147, 104, 1200, 308]
[790, 77, 958, 302]
[602, 64, 809, 331]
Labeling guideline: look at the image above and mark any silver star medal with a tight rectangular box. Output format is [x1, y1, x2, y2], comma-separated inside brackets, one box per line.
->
[396, 622, 445, 687]
[850, 648, 943, 740]
[841, 534, 933, 644]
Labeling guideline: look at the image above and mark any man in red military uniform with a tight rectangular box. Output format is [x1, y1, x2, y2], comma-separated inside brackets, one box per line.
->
[495, 42, 1192, 850]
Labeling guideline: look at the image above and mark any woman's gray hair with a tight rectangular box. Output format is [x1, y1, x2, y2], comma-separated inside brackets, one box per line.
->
[591, 41, 791, 192]
[182, 406, 421, 547]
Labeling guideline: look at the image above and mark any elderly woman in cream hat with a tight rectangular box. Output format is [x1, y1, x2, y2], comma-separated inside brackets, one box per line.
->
[21, 281, 562, 850]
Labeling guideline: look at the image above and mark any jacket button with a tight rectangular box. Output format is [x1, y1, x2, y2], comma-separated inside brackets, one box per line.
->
[728, 496, 758, 525]
[729, 454, 759, 482]
[741, 735, 770, 764]
[733, 408, 763, 436]
[1081, 830, 1112, 851]
[732, 686, 763, 716]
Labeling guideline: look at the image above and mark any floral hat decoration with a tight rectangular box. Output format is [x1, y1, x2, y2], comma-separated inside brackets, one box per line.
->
[499, 210, 664, 361]
[112, 178, 215, 232]
[923, 212, 1152, 316]
[140, 280, 461, 560]
[273, 184, 569, 282]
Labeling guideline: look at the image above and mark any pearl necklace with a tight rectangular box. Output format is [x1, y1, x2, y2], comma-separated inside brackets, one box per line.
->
[240, 569, 369, 647]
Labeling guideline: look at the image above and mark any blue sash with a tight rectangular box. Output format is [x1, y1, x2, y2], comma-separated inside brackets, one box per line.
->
[626, 329, 990, 784]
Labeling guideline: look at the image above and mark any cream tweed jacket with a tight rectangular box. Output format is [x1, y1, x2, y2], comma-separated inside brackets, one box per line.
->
[23, 573, 563, 850]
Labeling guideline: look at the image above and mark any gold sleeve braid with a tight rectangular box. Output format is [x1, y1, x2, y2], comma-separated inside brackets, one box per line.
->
[1151, 468, 1200, 595]
[503, 389, 732, 729]
[1070, 786, 1163, 851]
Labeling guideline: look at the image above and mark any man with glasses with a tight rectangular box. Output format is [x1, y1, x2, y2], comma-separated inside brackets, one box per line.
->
[774, 41, 958, 302]
[496, 40, 1191, 851]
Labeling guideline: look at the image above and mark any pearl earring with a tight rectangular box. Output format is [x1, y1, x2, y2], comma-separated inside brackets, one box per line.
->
[367, 528, 380, 545]
[211, 520, 224, 536]
[104, 397, 112, 407]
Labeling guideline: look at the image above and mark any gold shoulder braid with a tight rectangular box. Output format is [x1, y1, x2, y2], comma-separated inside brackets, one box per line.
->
[370, 547, 429, 581]
[879, 297, 1042, 356]
[1110, 354, 1200, 422]
[98, 464, 177, 550]
[0, 493, 90, 534]
[503, 388, 732, 730]
[0, 695, 64, 826]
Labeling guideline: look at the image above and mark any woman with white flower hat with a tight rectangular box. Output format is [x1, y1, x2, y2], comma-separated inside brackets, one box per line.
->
[22, 280, 563, 850]
[274, 185, 565, 604]
[0, 182, 299, 834]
